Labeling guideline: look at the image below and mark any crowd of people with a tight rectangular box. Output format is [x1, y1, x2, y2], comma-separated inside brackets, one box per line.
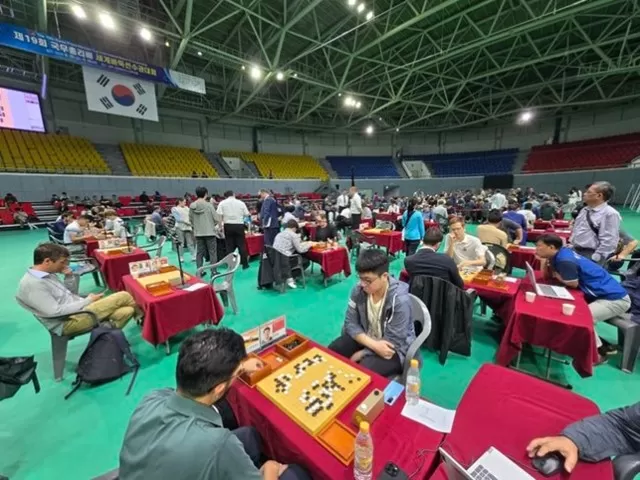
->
[13, 179, 640, 479]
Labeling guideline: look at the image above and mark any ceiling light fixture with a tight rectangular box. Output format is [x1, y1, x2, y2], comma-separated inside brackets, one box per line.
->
[357, 3, 366, 13]
[165, 41, 170, 47]
[250, 65, 262, 80]
[366, 11, 374, 20]
[347, 0, 357, 6]
[293, 73, 298, 78]
[344, 96, 354, 107]
[276, 71, 285, 81]
[98, 11, 116, 30]
[71, 4, 86, 19]
[355, 101, 362, 108]
[139, 27, 152, 42]
[518, 110, 534, 124]
[241, 65, 246, 70]
[197, 51, 203, 56]
[365, 125, 374, 135]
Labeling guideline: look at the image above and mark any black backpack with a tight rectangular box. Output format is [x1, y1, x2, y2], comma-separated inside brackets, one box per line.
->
[65, 327, 139, 400]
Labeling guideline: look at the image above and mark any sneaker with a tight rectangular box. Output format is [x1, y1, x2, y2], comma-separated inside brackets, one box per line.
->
[286, 278, 297, 289]
[598, 344, 618, 356]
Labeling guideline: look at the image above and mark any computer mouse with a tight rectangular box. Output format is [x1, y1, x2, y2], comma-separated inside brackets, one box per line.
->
[531, 451, 564, 477]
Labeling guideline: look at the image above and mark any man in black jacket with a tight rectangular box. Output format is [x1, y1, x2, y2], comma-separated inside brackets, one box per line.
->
[404, 227, 464, 288]
[527, 401, 640, 473]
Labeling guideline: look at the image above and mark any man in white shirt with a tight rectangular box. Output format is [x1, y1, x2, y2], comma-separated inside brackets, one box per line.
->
[489, 189, 507, 210]
[217, 190, 251, 269]
[172, 198, 196, 262]
[386, 200, 400, 214]
[63, 214, 90, 244]
[517, 202, 537, 227]
[349, 186, 363, 230]
[445, 217, 487, 272]
[336, 190, 349, 209]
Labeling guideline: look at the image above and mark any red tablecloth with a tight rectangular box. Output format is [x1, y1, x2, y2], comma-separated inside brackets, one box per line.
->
[122, 274, 224, 345]
[303, 223, 317, 241]
[363, 230, 404, 255]
[496, 287, 598, 377]
[305, 247, 351, 280]
[246, 234, 264, 256]
[85, 239, 100, 257]
[375, 212, 397, 222]
[93, 247, 150, 291]
[527, 228, 571, 243]
[227, 338, 444, 480]
[508, 246, 541, 270]
[534, 219, 570, 229]
[435, 364, 612, 480]
[466, 276, 521, 310]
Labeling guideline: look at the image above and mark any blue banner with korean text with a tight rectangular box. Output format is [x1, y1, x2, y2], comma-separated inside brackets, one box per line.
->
[0, 23, 205, 94]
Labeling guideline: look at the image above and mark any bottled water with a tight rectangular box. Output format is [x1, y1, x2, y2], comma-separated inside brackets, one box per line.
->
[406, 359, 420, 405]
[354, 421, 373, 480]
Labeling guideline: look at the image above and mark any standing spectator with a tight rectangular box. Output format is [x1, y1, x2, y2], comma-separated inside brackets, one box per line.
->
[349, 186, 363, 230]
[259, 188, 280, 247]
[190, 187, 221, 270]
[172, 198, 196, 262]
[570, 181, 620, 264]
[503, 202, 528, 244]
[401, 198, 425, 256]
[489, 189, 507, 210]
[336, 189, 349, 210]
[217, 190, 250, 269]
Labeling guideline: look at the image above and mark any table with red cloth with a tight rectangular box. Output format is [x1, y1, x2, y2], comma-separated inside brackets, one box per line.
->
[430, 364, 612, 480]
[534, 219, 570, 229]
[362, 229, 404, 255]
[305, 246, 351, 285]
[374, 212, 397, 222]
[302, 223, 317, 240]
[508, 245, 540, 270]
[227, 337, 444, 480]
[496, 285, 598, 377]
[527, 228, 571, 243]
[84, 238, 100, 257]
[122, 274, 224, 347]
[245, 233, 264, 257]
[425, 220, 438, 229]
[93, 247, 150, 291]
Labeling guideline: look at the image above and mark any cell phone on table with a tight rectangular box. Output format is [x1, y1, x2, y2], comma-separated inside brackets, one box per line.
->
[383, 380, 404, 406]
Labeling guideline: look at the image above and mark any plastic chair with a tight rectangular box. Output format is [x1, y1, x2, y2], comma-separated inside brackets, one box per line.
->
[483, 243, 512, 274]
[400, 294, 432, 384]
[614, 452, 640, 480]
[16, 298, 99, 381]
[264, 246, 306, 293]
[606, 314, 640, 373]
[140, 235, 166, 257]
[197, 252, 241, 314]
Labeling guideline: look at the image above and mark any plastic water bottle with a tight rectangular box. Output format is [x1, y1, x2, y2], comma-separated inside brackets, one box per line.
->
[406, 359, 420, 405]
[354, 421, 373, 480]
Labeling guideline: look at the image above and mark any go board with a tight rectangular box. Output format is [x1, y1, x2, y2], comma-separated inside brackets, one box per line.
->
[256, 347, 371, 435]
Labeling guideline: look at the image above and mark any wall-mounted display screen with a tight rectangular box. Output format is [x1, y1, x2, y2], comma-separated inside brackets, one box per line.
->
[0, 86, 46, 132]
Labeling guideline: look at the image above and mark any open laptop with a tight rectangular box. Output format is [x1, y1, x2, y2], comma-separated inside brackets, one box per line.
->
[525, 261, 574, 300]
[439, 446, 534, 480]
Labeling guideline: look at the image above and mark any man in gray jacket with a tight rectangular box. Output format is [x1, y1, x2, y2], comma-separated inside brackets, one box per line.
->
[527, 401, 640, 473]
[328, 249, 416, 377]
[189, 186, 221, 270]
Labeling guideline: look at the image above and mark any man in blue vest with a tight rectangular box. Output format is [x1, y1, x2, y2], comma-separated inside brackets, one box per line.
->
[535, 234, 631, 364]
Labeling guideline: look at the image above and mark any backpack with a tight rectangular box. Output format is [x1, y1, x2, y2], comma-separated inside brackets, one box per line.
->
[65, 327, 139, 400]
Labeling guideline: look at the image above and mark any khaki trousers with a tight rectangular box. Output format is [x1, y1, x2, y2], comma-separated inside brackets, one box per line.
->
[62, 291, 137, 336]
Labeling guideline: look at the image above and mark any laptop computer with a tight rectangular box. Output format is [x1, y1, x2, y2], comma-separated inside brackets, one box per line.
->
[439, 446, 534, 480]
[525, 262, 574, 300]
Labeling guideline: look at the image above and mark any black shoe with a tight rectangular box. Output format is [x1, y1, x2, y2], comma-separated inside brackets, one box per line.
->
[598, 344, 618, 356]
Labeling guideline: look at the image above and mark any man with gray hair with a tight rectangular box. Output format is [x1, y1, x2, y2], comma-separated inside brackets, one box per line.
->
[569, 181, 620, 264]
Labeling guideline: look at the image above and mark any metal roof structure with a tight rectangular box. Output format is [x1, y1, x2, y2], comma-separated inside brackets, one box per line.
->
[1, 0, 639, 132]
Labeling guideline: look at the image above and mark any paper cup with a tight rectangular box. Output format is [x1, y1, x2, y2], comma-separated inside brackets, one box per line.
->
[525, 292, 536, 303]
[562, 303, 575, 316]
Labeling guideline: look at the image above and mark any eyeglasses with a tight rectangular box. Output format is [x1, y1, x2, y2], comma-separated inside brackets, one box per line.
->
[359, 275, 381, 285]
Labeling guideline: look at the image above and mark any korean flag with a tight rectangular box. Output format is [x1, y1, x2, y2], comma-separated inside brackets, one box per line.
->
[82, 66, 159, 121]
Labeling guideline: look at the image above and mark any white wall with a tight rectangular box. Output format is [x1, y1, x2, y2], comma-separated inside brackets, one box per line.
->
[564, 104, 640, 142]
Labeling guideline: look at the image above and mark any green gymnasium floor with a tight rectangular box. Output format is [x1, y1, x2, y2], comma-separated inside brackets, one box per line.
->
[2, 210, 640, 479]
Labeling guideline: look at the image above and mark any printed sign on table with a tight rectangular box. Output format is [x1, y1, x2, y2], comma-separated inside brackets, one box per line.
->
[98, 238, 126, 249]
[241, 316, 287, 353]
[128, 257, 169, 278]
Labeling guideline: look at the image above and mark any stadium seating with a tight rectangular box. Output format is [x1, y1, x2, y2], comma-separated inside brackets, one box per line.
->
[523, 133, 640, 173]
[121, 144, 218, 177]
[326, 156, 400, 178]
[424, 149, 518, 177]
[222, 151, 328, 180]
[0, 130, 109, 174]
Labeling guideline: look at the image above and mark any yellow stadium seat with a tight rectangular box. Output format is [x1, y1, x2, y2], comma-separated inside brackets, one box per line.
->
[0, 130, 110, 174]
[221, 151, 328, 180]
[121, 143, 219, 178]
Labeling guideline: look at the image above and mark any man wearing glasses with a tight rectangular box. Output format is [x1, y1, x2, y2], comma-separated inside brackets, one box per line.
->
[328, 249, 416, 377]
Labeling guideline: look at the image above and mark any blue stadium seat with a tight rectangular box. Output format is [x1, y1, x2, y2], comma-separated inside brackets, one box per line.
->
[326, 156, 400, 178]
[426, 149, 518, 177]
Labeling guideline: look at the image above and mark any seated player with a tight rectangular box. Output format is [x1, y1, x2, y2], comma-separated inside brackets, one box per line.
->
[51, 211, 74, 240]
[16, 243, 137, 335]
[273, 220, 316, 289]
[477, 209, 509, 248]
[445, 217, 487, 272]
[527, 401, 640, 474]
[329, 249, 416, 377]
[535, 234, 631, 363]
[119, 329, 311, 480]
[314, 214, 338, 242]
[63, 214, 90, 244]
[104, 209, 127, 239]
[404, 227, 464, 288]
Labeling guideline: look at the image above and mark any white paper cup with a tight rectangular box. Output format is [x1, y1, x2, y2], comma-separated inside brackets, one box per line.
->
[562, 303, 575, 316]
[525, 292, 536, 303]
